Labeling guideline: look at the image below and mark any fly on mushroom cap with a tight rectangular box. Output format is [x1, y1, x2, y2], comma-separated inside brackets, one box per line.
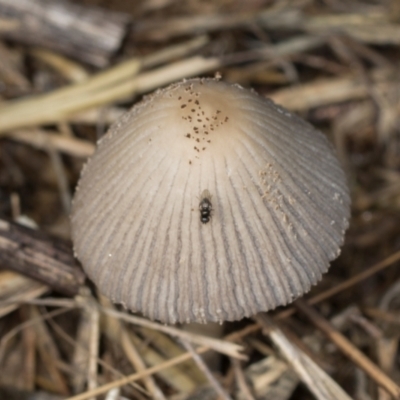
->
[71, 78, 350, 324]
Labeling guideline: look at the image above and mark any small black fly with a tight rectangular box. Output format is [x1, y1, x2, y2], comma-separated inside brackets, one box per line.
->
[199, 190, 212, 224]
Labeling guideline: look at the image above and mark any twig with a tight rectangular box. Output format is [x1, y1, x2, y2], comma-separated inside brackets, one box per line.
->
[305, 12, 400, 46]
[0, 42, 30, 89]
[0, 219, 85, 295]
[68, 107, 124, 126]
[30, 306, 69, 395]
[101, 307, 245, 360]
[128, 330, 197, 393]
[0, 0, 130, 67]
[20, 306, 36, 391]
[294, 299, 400, 399]
[0, 297, 77, 308]
[47, 142, 71, 214]
[133, 7, 300, 40]
[31, 48, 89, 83]
[269, 67, 396, 111]
[0, 271, 49, 318]
[181, 339, 233, 400]
[120, 330, 167, 400]
[99, 295, 167, 400]
[47, 312, 148, 396]
[364, 308, 400, 326]
[65, 346, 211, 400]
[71, 300, 93, 393]
[137, 325, 206, 385]
[231, 358, 256, 400]
[3, 129, 95, 158]
[0, 307, 73, 366]
[255, 313, 353, 400]
[85, 297, 100, 400]
[301, 250, 400, 311]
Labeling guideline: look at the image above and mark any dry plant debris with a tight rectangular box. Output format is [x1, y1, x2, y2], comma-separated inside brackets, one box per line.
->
[0, 0, 400, 399]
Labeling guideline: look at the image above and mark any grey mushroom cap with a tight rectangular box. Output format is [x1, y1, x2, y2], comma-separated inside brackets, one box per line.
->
[71, 78, 350, 324]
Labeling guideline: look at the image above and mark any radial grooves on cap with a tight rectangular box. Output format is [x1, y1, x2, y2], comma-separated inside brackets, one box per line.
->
[85, 117, 168, 239]
[236, 131, 332, 247]
[80, 157, 168, 302]
[149, 201, 176, 321]
[71, 78, 350, 324]
[247, 112, 346, 209]
[80, 150, 169, 283]
[225, 180, 269, 307]
[123, 160, 183, 311]
[75, 126, 165, 254]
[148, 161, 189, 322]
[178, 200, 195, 322]
[228, 159, 288, 305]
[218, 157, 271, 318]
[231, 147, 319, 300]
[233, 161, 311, 298]
[172, 192, 191, 322]
[208, 221, 227, 319]
[235, 126, 341, 264]
[170, 177, 188, 322]
[210, 161, 246, 320]
[241, 100, 346, 185]
[238, 113, 348, 238]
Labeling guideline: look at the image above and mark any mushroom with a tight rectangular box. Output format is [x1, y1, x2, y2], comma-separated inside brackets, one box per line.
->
[71, 78, 350, 324]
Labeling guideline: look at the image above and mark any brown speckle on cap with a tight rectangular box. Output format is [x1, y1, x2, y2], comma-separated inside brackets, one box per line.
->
[71, 78, 350, 324]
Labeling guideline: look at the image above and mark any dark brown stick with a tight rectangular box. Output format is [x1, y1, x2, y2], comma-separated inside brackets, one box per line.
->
[294, 299, 400, 399]
[0, 219, 85, 295]
[0, 0, 130, 67]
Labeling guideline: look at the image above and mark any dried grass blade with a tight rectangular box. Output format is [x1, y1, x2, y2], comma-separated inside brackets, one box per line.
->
[255, 313, 353, 400]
